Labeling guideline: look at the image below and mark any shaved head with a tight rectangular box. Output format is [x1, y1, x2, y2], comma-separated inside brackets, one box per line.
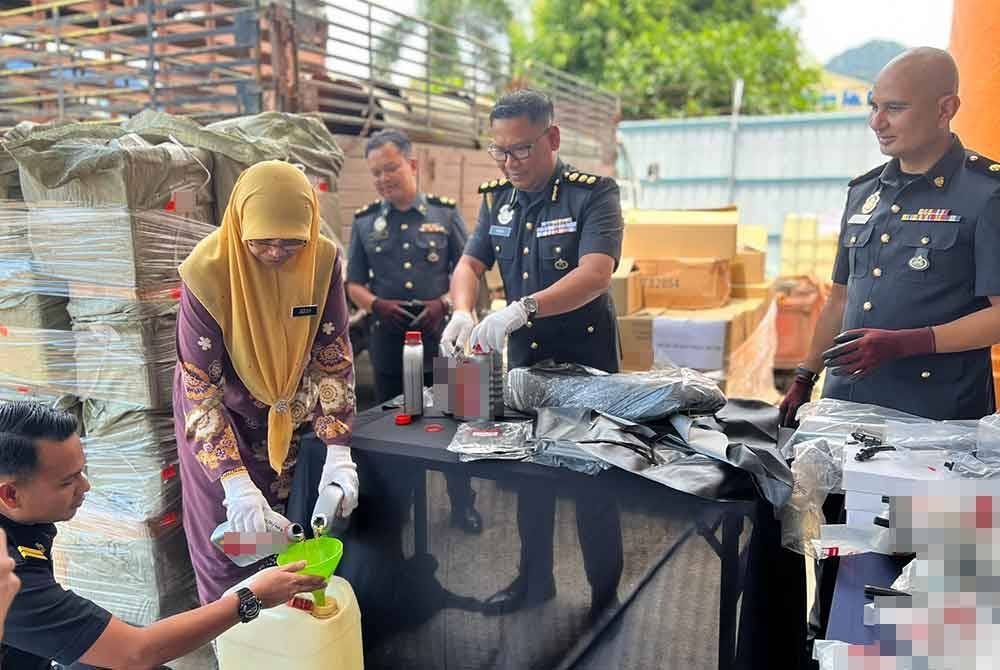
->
[880, 47, 959, 100]
[869, 47, 961, 172]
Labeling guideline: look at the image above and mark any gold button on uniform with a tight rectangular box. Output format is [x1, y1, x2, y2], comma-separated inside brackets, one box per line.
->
[526, 321, 533, 329]
[403, 261, 412, 269]
[881, 233, 891, 243]
[495, 245, 501, 252]
[429, 241, 437, 247]
[586, 325, 595, 333]
[525, 222, 534, 231]
[530, 342, 539, 350]
[921, 237, 930, 245]
[403, 242, 411, 250]
[554, 246, 562, 254]
[873, 267, 883, 277]
[522, 272, 529, 279]
[891, 204, 900, 213]
[970, 155, 979, 161]
[863, 301, 873, 311]
[401, 224, 409, 230]
[375, 245, 382, 253]
[921, 371, 932, 379]
[523, 247, 530, 255]
[850, 235, 857, 244]
[405, 281, 413, 289]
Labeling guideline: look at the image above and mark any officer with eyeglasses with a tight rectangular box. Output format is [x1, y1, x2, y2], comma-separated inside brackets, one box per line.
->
[441, 89, 624, 617]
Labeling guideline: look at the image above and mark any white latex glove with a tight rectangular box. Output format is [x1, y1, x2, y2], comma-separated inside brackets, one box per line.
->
[439, 310, 474, 357]
[312, 447, 359, 524]
[468, 301, 529, 354]
[221, 472, 270, 533]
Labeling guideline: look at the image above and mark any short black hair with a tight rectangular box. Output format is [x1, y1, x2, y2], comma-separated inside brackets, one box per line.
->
[0, 401, 78, 480]
[364, 129, 413, 158]
[489, 89, 554, 127]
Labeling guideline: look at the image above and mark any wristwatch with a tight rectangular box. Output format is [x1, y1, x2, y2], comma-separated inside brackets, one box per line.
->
[519, 295, 538, 317]
[794, 365, 820, 384]
[236, 587, 262, 623]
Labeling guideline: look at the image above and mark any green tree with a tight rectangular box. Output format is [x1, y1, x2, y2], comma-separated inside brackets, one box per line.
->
[374, 0, 514, 91]
[518, 0, 821, 119]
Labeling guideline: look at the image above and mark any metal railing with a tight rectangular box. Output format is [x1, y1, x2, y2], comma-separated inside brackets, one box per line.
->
[0, 0, 618, 160]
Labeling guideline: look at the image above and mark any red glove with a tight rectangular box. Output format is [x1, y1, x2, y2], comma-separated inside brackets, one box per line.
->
[778, 375, 815, 428]
[371, 298, 413, 329]
[412, 299, 448, 336]
[823, 327, 935, 380]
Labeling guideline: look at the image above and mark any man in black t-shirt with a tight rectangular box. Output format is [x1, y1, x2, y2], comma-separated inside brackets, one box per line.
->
[0, 401, 325, 669]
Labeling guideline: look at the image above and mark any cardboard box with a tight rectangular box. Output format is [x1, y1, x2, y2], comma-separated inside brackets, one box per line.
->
[636, 258, 731, 310]
[611, 258, 643, 316]
[623, 208, 738, 260]
[738, 224, 769, 253]
[774, 277, 825, 369]
[618, 298, 769, 372]
[732, 281, 773, 300]
[731, 246, 766, 284]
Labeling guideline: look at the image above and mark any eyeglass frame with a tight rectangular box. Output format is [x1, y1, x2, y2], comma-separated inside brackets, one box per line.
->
[247, 239, 308, 252]
[486, 126, 553, 163]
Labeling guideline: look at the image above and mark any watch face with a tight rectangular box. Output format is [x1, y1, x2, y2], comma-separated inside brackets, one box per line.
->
[239, 591, 261, 621]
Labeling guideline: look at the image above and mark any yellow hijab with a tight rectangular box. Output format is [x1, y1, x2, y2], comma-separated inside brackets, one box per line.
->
[179, 161, 337, 473]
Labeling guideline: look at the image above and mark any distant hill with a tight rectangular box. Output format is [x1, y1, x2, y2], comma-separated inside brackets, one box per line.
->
[826, 40, 907, 84]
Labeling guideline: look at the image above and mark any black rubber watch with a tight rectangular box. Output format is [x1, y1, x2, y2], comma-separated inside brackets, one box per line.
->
[236, 587, 262, 623]
[794, 365, 820, 384]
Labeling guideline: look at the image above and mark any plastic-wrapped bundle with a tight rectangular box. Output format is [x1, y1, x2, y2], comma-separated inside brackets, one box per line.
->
[83, 400, 180, 518]
[0, 200, 214, 297]
[779, 438, 844, 557]
[505, 361, 726, 422]
[50, 492, 198, 627]
[0, 383, 81, 426]
[0, 322, 173, 407]
[0, 290, 69, 330]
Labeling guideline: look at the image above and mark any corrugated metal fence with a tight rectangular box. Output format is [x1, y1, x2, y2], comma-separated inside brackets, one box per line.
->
[619, 112, 886, 273]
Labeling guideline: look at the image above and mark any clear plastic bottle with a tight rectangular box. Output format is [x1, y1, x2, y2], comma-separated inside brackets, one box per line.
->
[402, 330, 424, 416]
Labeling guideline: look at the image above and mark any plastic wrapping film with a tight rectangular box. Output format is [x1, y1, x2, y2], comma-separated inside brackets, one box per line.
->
[83, 400, 180, 518]
[977, 412, 1000, 452]
[884, 419, 979, 453]
[447, 421, 535, 461]
[505, 361, 727, 423]
[782, 398, 933, 459]
[50, 490, 198, 627]
[779, 438, 843, 557]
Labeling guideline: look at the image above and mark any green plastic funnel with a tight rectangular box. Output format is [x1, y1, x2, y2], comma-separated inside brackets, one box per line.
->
[277, 537, 343, 606]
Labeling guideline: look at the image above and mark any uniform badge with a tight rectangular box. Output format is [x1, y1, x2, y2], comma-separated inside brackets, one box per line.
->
[498, 204, 514, 225]
[18, 545, 47, 561]
[861, 190, 881, 214]
[554, 259, 569, 271]
[427, 251, 440, 263]
[372, 216, 389, 240]
[908, 255, 930, 271]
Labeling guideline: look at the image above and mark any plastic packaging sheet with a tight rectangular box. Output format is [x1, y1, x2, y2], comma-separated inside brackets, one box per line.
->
[0, 317, 176, 409]
[782, 398, 930, 459]
[884, 419, 978, 453]
[447, 421, 535, 461]
[50, 491, 198, 627]
[83, 400, 181, 518]
[779, 438, 843, 557]
[505, 361, 727, 422]
[812, 523, 892, 559]
[977, 412, 1000, 452]
[0, 201, 214, 295]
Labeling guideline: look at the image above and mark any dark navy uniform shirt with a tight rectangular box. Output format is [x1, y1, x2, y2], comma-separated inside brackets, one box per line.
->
[0, 515, 111, 669]
[825, 136, 1000, 419]
[464, 160, 624, 372]
[347, 192, 467, 375]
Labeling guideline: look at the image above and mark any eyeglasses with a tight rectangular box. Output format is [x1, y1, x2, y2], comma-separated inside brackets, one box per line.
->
[486, 127, 551, 162]
[248, 239, 307, 252]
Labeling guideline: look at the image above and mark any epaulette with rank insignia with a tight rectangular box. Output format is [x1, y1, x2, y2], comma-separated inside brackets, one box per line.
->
[562, 170, 601, 188]
[848, 162, 888, 187]
[426, 193, 457, 207]
[353, 200, 380, 218]
[478, 177, 511, 194]
[965, 153, 1000, 179]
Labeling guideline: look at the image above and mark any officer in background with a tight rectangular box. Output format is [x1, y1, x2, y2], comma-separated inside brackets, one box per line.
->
[777, 47, 1000, 650]
[347, 128, 481, 533]
[780, 46, 1000, 426]
[442, 89, 624, 616]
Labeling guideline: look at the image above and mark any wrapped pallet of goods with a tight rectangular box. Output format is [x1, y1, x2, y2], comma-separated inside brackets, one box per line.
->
[1, 122, 217, 662]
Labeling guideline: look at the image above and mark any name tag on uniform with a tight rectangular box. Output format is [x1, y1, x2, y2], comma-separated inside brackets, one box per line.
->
[291, 305, 319, 318]
[847, 214, 872, 225]
[536, 217, 577, 237]
[489, 225, 512, 237]
[901, 208, 962, 222]
[420, 222, 447, 234]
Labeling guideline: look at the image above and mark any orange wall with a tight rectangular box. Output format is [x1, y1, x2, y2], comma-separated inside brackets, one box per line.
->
[951, 0, 1000, 157]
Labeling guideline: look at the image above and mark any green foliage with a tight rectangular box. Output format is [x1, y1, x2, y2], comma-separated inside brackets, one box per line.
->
[524, 0, 821, 118]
